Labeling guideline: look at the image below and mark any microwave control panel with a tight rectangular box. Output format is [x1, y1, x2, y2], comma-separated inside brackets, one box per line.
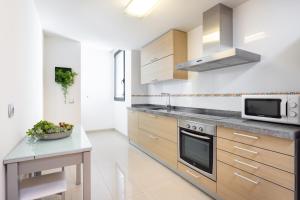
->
[287, 95, 300, 124]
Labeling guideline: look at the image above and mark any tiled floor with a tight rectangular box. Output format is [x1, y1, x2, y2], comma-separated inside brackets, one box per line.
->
[46, 130, 213, 200]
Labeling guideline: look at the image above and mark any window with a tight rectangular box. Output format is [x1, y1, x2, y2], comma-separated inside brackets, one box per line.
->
[114, 50, 125, 101]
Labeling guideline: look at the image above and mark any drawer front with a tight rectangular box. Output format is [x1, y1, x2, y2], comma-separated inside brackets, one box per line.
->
[138, 112, 177, 143]
[217, 149, 294, 190]
[217, 161, 294, 200]
[128, 110, 139, 143]
[178, 162, 216, 193]
[138, 130, 177, 168]
[141, 31, 173, 66]
[217, 138, 294, 173]
[217, 127, 294, 156]
[141, 55, 174, 84]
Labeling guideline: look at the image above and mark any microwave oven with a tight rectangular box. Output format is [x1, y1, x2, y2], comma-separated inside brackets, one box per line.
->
[242, 95, 300, 125]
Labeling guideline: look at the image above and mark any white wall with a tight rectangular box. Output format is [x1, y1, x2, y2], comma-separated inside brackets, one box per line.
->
[146, 0, 300, 111]
[0, 0, 43, 199]
[113, 51, 132, 135]
[81, 45, 114, 131]
[44, 35, 81, 124]
[113, 50, 147, 135]
[130, 51, 148, 104]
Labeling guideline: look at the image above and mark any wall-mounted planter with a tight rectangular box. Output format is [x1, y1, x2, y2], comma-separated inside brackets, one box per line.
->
[55, 67, 77, 103]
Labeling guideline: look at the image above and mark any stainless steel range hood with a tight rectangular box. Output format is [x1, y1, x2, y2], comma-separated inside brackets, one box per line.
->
[176, 4, 261, 72]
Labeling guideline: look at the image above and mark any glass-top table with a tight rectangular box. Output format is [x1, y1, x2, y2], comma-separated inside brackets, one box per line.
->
[3, 126, 92, 200]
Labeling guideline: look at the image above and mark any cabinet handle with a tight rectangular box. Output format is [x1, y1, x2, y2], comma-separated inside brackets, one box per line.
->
[181, 130, 210, 140]
[148, 114, 158, 118]
[151, 79, 159, 82]
[234, 172, 260, 184]
[234, 159, 258, 169]
[147, 134, 158, 140]
[151, 58, 159, 63]
[185, 169, 199, 178]
[233, 132, 259, 140]
[233, 146, 258, 154]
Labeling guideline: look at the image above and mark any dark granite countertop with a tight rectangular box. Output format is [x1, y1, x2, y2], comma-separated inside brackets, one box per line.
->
[128, 104, 300, 140]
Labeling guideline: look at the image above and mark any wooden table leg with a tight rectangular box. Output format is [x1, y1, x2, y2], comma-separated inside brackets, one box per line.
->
[76, 163, 81, 185]
[83, 151, 91, 200]
[6, 163, 19, 200]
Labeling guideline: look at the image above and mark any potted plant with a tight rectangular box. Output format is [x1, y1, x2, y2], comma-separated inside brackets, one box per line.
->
[27, 120, 74, 140]
[55, 67, 77, 103]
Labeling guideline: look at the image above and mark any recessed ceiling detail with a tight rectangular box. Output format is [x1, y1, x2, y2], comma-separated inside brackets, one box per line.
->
[125, 0, 160, 18]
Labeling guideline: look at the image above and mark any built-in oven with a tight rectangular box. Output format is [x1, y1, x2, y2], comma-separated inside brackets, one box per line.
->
[178, 120, 216, 181]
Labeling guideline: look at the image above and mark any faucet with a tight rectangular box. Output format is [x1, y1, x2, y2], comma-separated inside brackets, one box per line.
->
[161, 93, 172, 111]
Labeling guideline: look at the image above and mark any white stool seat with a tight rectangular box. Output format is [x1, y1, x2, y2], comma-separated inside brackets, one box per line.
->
[20, 172, 66, 200]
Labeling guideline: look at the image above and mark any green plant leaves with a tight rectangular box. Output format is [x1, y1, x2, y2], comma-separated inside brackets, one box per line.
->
[55, 69, 77, 103]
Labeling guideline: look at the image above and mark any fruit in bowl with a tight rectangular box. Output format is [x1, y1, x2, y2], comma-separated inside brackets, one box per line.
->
[59, 122, 73, 131]
[27, 120, 74, 140]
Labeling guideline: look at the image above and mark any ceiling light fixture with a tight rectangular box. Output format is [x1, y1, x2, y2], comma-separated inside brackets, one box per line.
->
[125, 0, 160, 18]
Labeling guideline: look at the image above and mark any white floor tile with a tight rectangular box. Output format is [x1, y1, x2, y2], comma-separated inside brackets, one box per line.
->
[43, 130, 213, 200]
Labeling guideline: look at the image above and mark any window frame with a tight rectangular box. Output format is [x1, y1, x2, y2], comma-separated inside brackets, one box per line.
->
[114, 50, 125, 101]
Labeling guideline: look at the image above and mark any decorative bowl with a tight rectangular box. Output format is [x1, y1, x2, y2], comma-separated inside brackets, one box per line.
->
[38, 129, 73, 140]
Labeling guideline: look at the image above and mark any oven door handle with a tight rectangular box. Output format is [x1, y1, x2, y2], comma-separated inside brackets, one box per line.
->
[181, 130, 211, 140]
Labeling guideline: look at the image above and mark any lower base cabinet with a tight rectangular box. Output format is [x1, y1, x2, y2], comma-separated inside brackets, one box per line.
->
[177, 162, 216, 193]
[137, 129, 178, 169]
[128, 111, 139, 143]
[217, 161, 294, 200]
[128, 110, 296, 200]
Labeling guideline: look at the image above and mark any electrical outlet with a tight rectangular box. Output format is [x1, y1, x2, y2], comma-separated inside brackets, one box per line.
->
[8, 104, 14, 118]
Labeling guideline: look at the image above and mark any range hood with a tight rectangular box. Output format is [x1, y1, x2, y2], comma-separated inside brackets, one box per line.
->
[177, 4, 261, 72]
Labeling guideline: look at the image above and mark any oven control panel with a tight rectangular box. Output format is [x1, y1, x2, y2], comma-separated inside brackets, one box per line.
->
[178, 120, 216, 136]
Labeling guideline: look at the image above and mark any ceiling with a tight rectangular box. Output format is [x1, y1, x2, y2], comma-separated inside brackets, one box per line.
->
[35, 0, 248, 50]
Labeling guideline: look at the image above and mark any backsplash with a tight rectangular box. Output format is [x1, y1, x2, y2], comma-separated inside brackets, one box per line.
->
[132, 92, 300, 97]
[132, 92, 300, 112]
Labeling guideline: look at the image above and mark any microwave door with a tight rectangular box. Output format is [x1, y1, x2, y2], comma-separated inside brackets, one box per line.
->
[280, 99, 287, 117]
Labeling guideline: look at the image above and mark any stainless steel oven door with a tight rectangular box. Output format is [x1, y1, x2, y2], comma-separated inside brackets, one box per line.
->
[178, 127, 216, 181]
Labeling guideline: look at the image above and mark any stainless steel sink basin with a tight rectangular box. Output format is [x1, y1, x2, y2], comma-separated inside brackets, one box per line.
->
[149, 108, 166, 111]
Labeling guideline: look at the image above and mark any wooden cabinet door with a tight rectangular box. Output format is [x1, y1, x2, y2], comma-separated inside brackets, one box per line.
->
[128, 110, 139, 143]
[217, 127, 294, 156]
[178, 162, 216, 193]
[138, 129, 177, 168]
[141, 55, 174, 84]
[138, 112, 177, 143]
[141, 31, 174, 66]
[217, 137, 294, 173]
[217, 149, 294, 190]
[217, 161, 294, 200]
[140, 30, 187, 84]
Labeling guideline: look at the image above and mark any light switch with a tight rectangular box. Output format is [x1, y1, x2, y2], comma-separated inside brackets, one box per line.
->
[8, 104, 14, 118]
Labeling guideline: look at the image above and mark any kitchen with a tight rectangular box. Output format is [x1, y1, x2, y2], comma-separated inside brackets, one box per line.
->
[1, 0, 300, 200]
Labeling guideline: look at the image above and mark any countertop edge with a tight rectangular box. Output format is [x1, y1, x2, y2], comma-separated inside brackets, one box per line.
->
[128, 107, 300, 140]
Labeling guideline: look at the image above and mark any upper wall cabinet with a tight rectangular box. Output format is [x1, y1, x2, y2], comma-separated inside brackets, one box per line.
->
[141, 30, 188, 84]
